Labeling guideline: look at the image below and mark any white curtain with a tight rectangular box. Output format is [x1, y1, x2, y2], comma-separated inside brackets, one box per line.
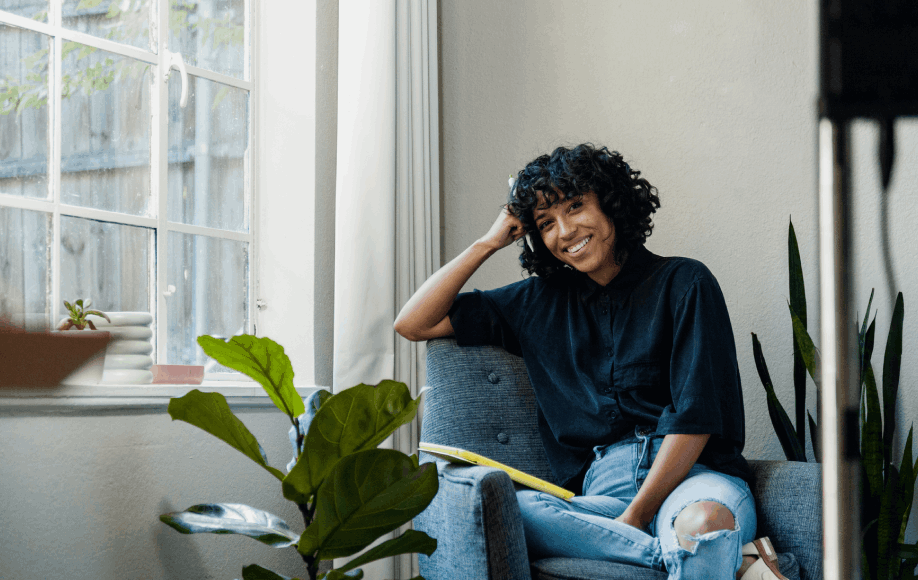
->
[333, 0, 439, 577]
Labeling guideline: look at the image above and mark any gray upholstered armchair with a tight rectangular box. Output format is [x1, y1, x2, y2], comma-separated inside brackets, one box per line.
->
[415, 338, 823, 580]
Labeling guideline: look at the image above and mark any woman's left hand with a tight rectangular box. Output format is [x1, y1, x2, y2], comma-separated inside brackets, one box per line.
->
[615, 510, 651, 533]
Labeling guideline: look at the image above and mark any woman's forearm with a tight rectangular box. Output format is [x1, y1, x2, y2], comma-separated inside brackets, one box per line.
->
[393, 241, 496, 341]
[617, 433, 711, 530]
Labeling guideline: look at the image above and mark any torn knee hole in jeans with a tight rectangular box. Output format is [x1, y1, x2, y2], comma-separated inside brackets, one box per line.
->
[669, 499, 740, 556]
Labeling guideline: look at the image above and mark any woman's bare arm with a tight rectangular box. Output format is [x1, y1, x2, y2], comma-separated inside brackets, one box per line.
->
[394, 207, 525, 342]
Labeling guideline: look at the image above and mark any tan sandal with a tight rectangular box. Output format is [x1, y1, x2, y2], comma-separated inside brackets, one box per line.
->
[740, 537, 789, 580]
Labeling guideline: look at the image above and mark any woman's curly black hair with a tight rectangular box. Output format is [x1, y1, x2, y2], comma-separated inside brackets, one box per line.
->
[508, 143, 661, 281]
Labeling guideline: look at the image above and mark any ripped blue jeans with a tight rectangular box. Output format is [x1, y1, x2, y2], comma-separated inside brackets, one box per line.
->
[516, 427, 756, 580]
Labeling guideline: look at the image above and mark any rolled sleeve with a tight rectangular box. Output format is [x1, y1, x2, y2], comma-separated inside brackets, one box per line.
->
[656, 272, 744, 446]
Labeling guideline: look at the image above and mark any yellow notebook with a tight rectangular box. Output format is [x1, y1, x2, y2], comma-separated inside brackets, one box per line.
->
[419, 441, 575, 501]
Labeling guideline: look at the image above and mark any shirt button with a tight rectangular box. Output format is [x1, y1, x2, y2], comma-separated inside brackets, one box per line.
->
[601, 308, 608, 315]
[607, 349, 613, 357]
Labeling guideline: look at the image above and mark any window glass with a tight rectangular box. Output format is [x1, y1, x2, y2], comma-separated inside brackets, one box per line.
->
[167, 73, 247, 232]
[0, 205, 50, 329]
[60, 42, 152, 216]
[60, 216, 152, 313]
[0, 23, 49, 199]
[170, 0, 245, 79]
[166, 231, 247, 369]
[62, 0, 153, 52]
[0, 0, 48, 22]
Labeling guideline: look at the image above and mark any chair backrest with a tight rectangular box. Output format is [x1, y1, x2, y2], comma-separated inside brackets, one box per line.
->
[424, 338, 824, 580]
[422, 337, 555, 483]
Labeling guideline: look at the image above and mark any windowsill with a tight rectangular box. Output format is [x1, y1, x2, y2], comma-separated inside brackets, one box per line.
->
[0, 382, 326, 412]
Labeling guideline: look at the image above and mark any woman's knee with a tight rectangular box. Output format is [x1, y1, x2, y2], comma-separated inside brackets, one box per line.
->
[672, 500, 735, 550]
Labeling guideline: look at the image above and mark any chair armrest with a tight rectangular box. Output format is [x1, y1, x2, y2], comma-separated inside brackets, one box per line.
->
[415, 461, 532, 580]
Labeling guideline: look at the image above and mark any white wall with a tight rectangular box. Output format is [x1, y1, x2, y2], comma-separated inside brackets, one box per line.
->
[438, 0, 917, 537]
[0, 2, 323, 579]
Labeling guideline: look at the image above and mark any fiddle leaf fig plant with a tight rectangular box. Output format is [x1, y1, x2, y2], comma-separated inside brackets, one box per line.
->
[58, 298, 111, 330]
[160, 334, 438, 580]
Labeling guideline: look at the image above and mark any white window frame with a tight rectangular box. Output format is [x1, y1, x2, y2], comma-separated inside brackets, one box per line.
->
[0, 0, 257, 381]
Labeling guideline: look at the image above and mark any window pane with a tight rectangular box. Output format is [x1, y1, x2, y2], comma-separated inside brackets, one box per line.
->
[0, 0, 48, 22]
[168, 74, 247, 231]
[61, 43, 152, 216]
[166, 232, 247, 369]
[170, 0, 245, 79]
[62, 0, 153, 52]
[60, 216, 152, 314]
[0, 24, 49, 199]
[0, 205, 50, 329]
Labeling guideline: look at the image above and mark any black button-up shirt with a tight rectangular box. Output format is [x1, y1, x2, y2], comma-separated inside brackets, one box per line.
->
[448, 244, 750, 488]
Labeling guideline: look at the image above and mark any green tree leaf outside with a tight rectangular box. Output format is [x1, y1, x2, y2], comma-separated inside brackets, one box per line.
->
[283, 381, 420, 503]
[167, 389, 284, 480]
[297, 449, 438, 560]
[160, 503, 299, 548]
[332, 529, 437, 576]
[198, 335, 305, 423]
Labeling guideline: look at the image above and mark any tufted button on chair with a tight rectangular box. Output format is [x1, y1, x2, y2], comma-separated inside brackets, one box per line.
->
[415, 338, 823, 580]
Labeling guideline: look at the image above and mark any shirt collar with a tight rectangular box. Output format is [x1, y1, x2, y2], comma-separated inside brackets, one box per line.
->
[577, 243, 658, 301]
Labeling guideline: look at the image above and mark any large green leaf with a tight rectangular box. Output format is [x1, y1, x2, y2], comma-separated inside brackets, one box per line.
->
[160, 503, 299, 548]
[168, 390, 284, 480]
[862, 317, 876, 385]
[883, 293, 904, 467]
[751, 333, 806, 461]
[283, 381, 420, 503]
[198, 335, 305, 422]
[788, 219, 807, 450]
[333, 529, 437, 575]
[788, 306, 820, 384]
[240, 564, 303, 580]
[298, 449, 438, 560]
[862, 364, 884, 500]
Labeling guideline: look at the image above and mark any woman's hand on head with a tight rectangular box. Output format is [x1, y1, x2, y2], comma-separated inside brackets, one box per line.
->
[477, 206, 527, 252]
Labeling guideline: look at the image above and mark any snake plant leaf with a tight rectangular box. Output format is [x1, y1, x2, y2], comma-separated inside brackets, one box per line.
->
[283, 381, 421, 503]
[160, 503, 299, 548]
[788, 305, 820, 384]
[168, 389, 284, 480]
[898, 426, 915, 543]
[788, 219, 807, 450]
[240, 564, 303, 580]
[862, 364, 884, 500]
[751, 333, 806, 461]
[808, 411, 820, 463]
[297, 449, 438, 560]
[883, 293, 904, 467]
[198, 335, 305, 423]
[862, 316, 876, 384]
[332, 529, 437, 575]
[878, 465, 900, 580]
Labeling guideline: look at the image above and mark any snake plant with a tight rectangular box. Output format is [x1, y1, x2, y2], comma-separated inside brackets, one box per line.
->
[159, 334, 438, 580]
[751, 218, 914, 579]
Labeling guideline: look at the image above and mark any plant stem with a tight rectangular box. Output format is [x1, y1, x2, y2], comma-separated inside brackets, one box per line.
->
[298, 500, 318, 580]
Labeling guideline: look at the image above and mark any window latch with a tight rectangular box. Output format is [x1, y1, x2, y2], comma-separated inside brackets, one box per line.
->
[163, 50, 189, 108]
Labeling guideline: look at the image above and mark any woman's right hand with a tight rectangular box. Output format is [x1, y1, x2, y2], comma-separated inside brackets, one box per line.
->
[477, 206, 527, 252]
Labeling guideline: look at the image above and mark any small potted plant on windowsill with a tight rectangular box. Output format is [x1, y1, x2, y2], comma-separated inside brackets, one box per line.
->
[55, 299, 112, 385]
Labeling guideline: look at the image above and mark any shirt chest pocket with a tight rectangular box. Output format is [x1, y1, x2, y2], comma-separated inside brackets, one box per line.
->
[612, 362, 664, 393]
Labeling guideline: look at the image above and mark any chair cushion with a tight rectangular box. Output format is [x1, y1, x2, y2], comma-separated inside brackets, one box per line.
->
[531, 553, 801, 580]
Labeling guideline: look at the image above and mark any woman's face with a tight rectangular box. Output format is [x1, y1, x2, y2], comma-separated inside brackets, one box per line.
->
[533, 191, 622, 285]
